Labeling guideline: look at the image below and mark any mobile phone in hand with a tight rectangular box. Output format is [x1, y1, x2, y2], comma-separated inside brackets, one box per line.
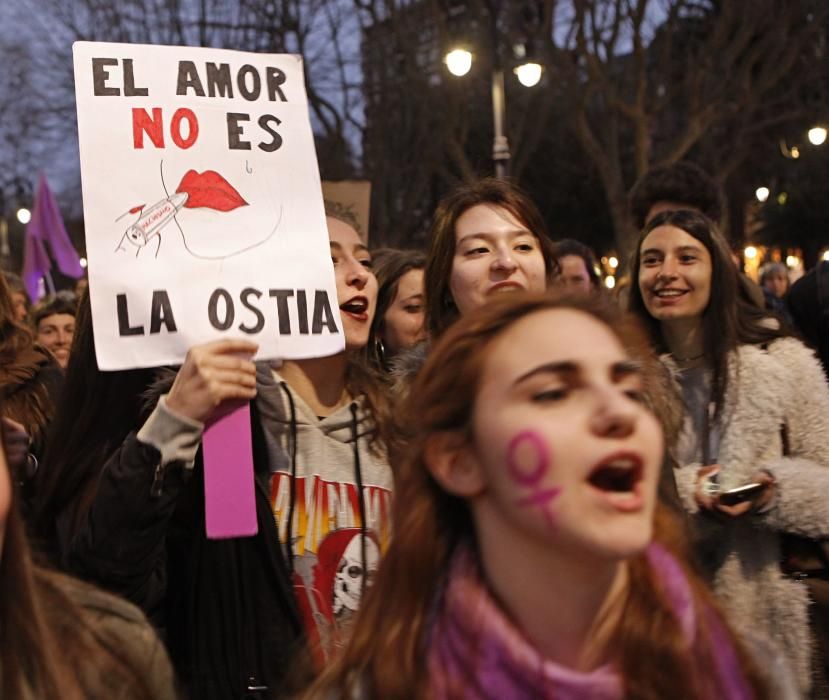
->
[717, 482, 766, 507]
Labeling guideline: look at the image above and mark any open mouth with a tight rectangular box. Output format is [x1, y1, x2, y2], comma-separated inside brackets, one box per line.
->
[653, 288, 688, 299]
[340, 297, 369, 316]
[588, 455, 643, 495]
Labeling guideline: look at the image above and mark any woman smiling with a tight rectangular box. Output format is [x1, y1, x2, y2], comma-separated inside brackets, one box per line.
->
[629, 209, 829, 694]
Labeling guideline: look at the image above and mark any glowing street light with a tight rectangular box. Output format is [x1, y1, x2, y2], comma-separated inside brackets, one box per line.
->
[604, 276, 616, 290]
[80, 257, 88, 269]
[822, 250, 829, 262]
[808, 126, 827, 146]
[445, 23, 545, 179]
[608, 256, 619, 269]
[513, 62, 542, 87]
[755, 187, 770, 203]
[16, 208, 31, 224]
[444, 48, 472, 77]
[744, 246, 758, 260]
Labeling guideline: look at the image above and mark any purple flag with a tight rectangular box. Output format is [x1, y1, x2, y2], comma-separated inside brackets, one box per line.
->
[22, 231, 51, 302]
[22, 175, 83, 300]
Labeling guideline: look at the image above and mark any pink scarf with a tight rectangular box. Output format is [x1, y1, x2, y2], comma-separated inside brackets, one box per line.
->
[426, 544, 753, 700]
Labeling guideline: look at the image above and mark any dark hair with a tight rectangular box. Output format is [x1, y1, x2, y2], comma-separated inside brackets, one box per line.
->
[629, 162, 724, 229]
[424, 178, 557, 338]
[33, 291, 156, 549]
[553, 238, 601, 287]
[305, 293, 768, 700]
[31, 294, 77, 330]
[0, 418, 158, 699]
[787, 262, 829, 376]
[370, 249, 426, 365]
[627, 209, 785, 418]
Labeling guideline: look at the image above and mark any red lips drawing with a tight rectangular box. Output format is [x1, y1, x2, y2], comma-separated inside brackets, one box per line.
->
[115, 164, 280, 260]
[176, 169, 249, 212]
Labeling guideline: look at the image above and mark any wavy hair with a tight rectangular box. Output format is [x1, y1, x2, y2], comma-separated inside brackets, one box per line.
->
[305, 293, 768, 699]
[0, 270, 34, 360]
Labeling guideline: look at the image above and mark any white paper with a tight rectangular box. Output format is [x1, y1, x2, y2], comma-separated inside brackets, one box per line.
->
[73, 41, 345, 370]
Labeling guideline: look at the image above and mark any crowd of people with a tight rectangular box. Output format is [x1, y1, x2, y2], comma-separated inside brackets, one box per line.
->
[1, 160, 827, 699]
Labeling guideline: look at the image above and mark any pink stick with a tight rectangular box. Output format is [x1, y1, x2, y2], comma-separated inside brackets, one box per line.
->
[203, 403, 259, 539]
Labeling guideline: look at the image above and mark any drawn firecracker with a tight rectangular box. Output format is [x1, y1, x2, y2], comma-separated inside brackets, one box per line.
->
[115, 164, 281, 260]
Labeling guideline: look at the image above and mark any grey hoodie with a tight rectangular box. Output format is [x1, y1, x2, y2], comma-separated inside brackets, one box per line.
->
[255, 365, 393, 663]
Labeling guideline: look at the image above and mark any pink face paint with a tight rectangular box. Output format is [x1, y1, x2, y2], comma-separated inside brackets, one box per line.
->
[507, 430, 549, 484]
[506, 430, 560, 530]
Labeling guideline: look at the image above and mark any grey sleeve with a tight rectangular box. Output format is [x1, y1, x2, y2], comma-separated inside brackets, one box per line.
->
[136, 395, 203, 468]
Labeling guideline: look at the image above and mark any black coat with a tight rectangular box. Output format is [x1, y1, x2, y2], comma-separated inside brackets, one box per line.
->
[58, 403, 308, 699]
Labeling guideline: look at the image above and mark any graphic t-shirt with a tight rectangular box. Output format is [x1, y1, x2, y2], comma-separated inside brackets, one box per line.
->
[255, 368, 393, 663]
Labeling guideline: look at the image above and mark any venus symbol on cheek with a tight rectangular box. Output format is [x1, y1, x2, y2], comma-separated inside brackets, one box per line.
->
[506, 430, 560, 531]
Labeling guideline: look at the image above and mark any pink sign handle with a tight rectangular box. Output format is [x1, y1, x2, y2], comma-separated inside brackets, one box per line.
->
[202, 403, 259, 539]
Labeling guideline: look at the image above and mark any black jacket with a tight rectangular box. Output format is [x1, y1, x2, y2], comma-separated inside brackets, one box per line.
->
[58, 403, 308, 700]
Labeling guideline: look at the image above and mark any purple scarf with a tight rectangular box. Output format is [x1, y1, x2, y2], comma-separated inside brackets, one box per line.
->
[426, 544, 753, 700]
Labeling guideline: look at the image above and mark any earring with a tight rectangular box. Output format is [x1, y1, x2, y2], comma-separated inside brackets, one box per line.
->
[374, 338, 386, 368]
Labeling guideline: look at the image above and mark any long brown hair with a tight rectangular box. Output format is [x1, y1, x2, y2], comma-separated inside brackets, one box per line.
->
[0, 271, 34, 359]
[0, 272, 58, 457]
[424, 178, 557, 339]
[0, 432, 159, 699]
[306, 293, 769, 699]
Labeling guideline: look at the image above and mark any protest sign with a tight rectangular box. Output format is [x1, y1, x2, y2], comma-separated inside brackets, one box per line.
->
[322, 180, 371, 244]
[73, 41, 344, 370]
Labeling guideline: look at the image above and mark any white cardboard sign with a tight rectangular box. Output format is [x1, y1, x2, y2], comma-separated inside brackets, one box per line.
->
[73, 41, 345, 370]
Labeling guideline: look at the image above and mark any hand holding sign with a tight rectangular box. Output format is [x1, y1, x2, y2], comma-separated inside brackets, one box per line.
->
[166, 338, 258, 424]
[73, 43, 343, 541]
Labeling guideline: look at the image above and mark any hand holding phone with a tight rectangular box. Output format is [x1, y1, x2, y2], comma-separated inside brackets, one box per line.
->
[717, 482, 767, 507]
[715, 473, 776, 516]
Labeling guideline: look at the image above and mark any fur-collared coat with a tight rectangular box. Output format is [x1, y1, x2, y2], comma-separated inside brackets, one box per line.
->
[669, 337, 829, 694]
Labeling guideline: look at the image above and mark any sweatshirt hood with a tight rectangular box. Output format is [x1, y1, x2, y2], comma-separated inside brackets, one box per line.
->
[255, 363, 375, 445]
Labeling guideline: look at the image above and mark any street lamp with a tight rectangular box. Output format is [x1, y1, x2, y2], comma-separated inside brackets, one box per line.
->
[444, 6, 543, 179]
[513, 62, 542, 87]
[16, 207, 31, 224]
[808, 126, 827, 146]
[444, 48, 472, 77]
[755, 186, 770, 203]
